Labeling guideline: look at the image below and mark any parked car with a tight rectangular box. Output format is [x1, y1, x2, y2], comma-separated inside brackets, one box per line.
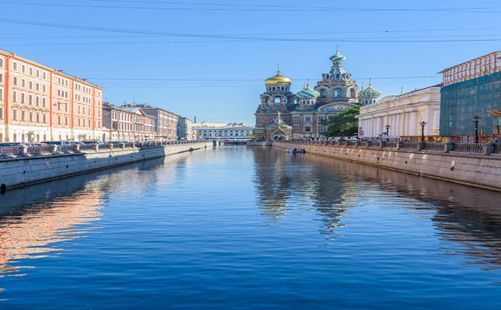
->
[82, 140, 101, 145]
[0, 143, 20, 147]
[41, 141, 72, 146]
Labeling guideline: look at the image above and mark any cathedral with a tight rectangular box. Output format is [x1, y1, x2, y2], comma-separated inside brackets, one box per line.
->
[254, 49, 381, 140]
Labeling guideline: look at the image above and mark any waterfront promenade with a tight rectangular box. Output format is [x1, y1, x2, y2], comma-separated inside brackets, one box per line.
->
[274, 140, 501, 192]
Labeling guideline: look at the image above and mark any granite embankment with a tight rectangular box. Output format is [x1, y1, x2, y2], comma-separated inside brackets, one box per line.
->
[274, 141, 501, 192]
[0, 141, 212, 191]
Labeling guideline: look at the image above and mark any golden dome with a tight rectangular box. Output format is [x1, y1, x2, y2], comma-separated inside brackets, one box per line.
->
[265, 70, 292, 85]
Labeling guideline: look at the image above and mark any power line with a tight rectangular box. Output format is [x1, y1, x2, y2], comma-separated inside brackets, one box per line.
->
[0, 1, 500, 13]
[83, 75, 441, 82]
[0, 18, 500, 43]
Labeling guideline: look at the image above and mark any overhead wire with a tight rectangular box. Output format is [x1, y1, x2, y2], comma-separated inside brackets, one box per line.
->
[0, 18, 500, 43]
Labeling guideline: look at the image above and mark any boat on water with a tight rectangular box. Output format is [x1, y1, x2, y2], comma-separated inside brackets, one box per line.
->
[286, 147, 306, 154]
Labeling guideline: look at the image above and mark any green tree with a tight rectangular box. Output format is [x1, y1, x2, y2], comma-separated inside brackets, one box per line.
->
[322, 104, 361, 137]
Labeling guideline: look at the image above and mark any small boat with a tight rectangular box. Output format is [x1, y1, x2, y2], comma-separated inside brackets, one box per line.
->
[286, 147, 305, 154]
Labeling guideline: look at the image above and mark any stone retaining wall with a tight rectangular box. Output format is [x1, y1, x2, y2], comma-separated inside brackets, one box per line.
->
[274, 141, 501, 192]
[0, 142, 212, 191]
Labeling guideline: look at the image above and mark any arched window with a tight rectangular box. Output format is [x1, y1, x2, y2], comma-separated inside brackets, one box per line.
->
[274, 96, 281, 104]
[320, 89, 327, 97]
[334, 88, 343, 98]
[350, 88, 356, 98]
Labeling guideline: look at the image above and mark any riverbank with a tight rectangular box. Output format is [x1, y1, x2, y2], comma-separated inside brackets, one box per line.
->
[0, 141, 212, 191]
[273, 141, 501, 192]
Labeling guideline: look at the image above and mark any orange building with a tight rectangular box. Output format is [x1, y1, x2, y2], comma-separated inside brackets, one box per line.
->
[0, 49, 104, 143]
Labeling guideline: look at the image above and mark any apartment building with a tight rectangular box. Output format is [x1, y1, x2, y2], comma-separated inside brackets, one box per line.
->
[0, 50, 104, 143]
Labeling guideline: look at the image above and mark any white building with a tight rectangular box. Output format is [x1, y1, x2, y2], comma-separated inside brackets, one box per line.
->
[194, 123, 254, 141]
[358, 85, 441, 140]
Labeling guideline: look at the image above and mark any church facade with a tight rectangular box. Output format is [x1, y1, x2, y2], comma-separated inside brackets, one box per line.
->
[254, 49, 380, 140]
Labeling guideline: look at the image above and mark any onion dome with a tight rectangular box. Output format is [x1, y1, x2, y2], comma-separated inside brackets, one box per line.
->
[296, 82, 320, 100]
[359, 80, 382, 99]
[265, 69, 292, 85]
[329, 46, 346, 63]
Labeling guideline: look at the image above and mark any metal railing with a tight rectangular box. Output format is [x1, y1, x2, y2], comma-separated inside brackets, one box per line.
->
[452, 143, 484, 153]
[280, 140, 501, 156]
[0, 140, 207, 159]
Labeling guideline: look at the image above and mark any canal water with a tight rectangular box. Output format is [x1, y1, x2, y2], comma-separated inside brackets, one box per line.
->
[0, 146, 500, 309]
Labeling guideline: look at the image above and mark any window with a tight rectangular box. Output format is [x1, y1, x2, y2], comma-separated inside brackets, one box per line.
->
[21, 111, 25, 121]
[0, 89, 2, 101]
[0, 59, 3, 67]
[13, 77, 17, 86]
[29, 94, 32, 105]
[21, 93, 25, 104]
[334, 88, 342, 98]
[13, 62, 17, 71]
[21, 64, 25, 73]
[42, 97, 46, 107]
[274, 96, 281, 104]
[13, 91, 17, 102]
[22, 79, 25, 87]
[0, 73, 2, 82]
[29, 68, 33, 75]
[13, 109, 17, 120]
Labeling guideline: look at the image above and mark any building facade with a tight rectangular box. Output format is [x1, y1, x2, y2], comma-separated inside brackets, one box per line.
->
[194, 123, 254, 141]
[255, 49, 366, 140]
[136, 105, 180, 141]
[177, 117, 197, 140]
[254, 69, 296, 139]
[0, 50, 104, 143]
[102, 103, 156, 142]
[439, 51, 501, 142]
[358, 85, 441, 140]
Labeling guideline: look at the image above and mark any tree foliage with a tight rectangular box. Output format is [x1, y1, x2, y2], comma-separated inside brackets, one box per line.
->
[323, 104, 361, 137]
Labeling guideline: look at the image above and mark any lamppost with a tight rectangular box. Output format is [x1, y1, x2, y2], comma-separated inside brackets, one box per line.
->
[385, 124, 391, 138]
[420, 121, 427, 143]
[473, 115, 481, 143]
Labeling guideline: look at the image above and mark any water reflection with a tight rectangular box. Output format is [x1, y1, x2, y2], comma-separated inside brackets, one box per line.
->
[0, 158, 166, 277]
[252, 148, 501, 268]
[251, 148, 357, 235]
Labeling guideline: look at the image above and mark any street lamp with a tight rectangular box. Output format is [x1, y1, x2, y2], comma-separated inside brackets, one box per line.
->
[420, 121, 427, 143]
[473, 115, 481, 144]
[385, 124, 391, 138]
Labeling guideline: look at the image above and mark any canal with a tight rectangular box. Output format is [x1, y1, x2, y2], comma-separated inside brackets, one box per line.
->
[0, 146, 500, 309]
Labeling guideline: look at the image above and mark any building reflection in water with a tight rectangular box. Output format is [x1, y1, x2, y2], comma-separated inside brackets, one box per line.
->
[252, 148, 501, 268]
[0, 158, 167, 277]
[251, 148, 358, 236]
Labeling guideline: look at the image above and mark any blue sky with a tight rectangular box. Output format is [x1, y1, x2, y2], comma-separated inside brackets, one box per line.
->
[1, 0, 500, 125]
